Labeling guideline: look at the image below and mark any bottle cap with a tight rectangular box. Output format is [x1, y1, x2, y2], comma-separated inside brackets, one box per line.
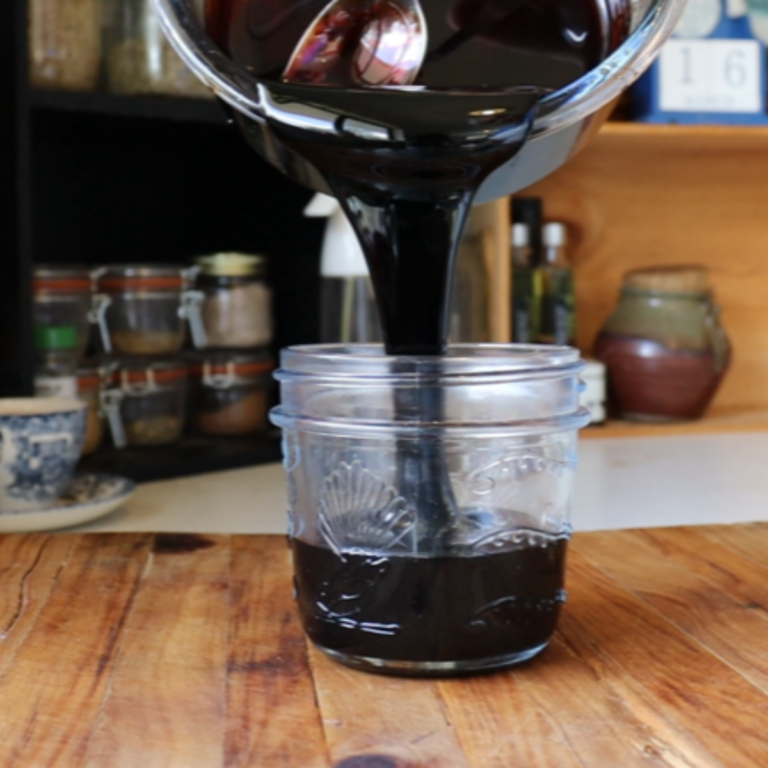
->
[35, 326, 79, 351]
[511, 223, 530, 248]
[543, 223, 567, 247]
[195, 253, 266, 277]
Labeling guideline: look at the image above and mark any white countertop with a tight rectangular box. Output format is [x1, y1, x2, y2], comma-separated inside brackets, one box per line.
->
[73, 431, 768, 535]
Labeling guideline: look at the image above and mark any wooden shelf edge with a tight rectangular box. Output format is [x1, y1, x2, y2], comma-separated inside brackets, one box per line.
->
[78, 432, 283, 484]
[28, 88, 228, 125]
[600, 121, 768, 140]
[582, 407, 768, 439]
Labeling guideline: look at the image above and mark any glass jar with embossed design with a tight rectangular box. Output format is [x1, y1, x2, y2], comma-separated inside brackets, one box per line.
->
[271, 344, 590, 677]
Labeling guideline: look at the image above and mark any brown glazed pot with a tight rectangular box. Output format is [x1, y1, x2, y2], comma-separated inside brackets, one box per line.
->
[594, 266, 731, 422]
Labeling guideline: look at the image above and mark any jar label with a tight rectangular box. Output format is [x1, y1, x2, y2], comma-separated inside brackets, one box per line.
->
[35, 376, 78, 399]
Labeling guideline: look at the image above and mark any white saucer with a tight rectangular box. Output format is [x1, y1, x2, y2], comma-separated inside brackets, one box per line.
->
[0, 474, 136, 533]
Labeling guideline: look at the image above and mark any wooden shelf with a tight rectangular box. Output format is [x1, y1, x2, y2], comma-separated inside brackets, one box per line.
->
[78, 432, 282, 483]
[601, 121, 768, 139]
[28, 88, 229, 125]
[519, 121, 768, 419]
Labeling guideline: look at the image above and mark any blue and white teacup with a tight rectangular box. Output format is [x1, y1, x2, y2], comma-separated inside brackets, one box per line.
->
[0, 399, 87, 513]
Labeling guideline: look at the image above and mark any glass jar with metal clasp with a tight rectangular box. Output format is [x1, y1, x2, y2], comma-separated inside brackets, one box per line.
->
[103, 0, 211, 97]
[188, 351, 274, 436]
[33, 265, 94, 360]
[102, 359, 188, 449]
[77, 362, 115, 455]
[192, 253, 273, 350]
[91, 265, 205, 357]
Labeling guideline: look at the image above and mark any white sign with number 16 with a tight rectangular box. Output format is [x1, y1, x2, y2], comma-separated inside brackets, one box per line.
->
[659, 39, 762, 113]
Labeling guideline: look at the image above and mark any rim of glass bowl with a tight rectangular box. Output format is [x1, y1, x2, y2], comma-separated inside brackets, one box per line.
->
[152, 0, 685, 139]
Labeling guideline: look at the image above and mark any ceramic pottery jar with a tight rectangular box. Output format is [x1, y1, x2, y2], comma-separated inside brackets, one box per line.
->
[594, 266, 731, 422]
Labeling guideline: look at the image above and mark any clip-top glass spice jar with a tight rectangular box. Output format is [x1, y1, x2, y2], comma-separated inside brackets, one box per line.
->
[33, 265, 93, 360]
[271, 344, 591, 676]
[92, 265, 205, 357]
[192, 253, 273, 350]
[29, 0, 101, 91]
[188, 352, 273, 436]
[595, 266, 731, 422]
[77, 363, 109, 455]
[104, 0, 211, 97]
[102, 359, 188, 448]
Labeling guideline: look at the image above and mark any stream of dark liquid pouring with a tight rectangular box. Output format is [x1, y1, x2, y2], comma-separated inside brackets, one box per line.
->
[205, 0, 629, 550]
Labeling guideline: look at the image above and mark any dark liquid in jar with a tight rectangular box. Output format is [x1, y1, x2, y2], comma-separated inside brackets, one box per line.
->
[292, 532, 568, 667]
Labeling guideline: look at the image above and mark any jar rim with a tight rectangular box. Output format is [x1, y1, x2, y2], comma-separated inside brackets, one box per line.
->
[277, 343, 584, 380]
[97, 264, 187, 277]
[621, 286, 712, 300]
[270, 408, 592, 437]
[96, 264, 188, 291]
[194, 252, 267, 277]
[113, 360, 188, 386]
[77, 375, 102, 391]
[192, 361, 274, 378]
[34, 264, 92, 293]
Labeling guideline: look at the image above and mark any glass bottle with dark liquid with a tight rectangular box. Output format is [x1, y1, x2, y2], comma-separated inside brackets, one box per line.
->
[201, 0, 627, 673]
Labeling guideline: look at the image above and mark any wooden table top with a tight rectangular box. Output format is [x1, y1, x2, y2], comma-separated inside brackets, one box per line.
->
[2, 525, 768, 767]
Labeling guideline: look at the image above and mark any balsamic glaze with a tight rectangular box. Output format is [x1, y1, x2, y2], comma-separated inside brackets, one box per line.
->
[203, 1, 624, 665]
[204, 0, 630, 355]
[292, 533, 568, 664]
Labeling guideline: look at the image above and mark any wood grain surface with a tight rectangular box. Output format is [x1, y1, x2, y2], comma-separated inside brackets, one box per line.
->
[2, 527, 768, 766]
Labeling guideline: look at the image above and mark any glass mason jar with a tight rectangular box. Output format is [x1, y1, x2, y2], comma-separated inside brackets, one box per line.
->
[77, 363, 108, 455]
[594, 266, 731, 422]
[104, 0, 211, 97]
[33, 266, 93, 360]
[92, 265, 205, 357]
[192, 253, 273, 350]
[270, 344, 590, 676]
[29, 0, 101, 91]
[188, 352, 273, 436]
[102, 359, 188, 448]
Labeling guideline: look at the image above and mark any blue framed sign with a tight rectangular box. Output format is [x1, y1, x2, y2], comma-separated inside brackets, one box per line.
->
[633, 0, 768, 124]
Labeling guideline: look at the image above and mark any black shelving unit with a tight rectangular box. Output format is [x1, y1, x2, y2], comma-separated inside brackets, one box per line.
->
[3, 0, 325, 481]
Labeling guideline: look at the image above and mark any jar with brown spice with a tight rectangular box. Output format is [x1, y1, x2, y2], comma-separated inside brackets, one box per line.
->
[92, 265, 205, 357]
[29, 0, 101, 91]
[77, 364, 108, 455]
[192, 253, 273, 350]
[103, 0, 211, 97]
[102, 359, 188, 449]
[188, 353, 273, 436]
[594, 266, 731, 422]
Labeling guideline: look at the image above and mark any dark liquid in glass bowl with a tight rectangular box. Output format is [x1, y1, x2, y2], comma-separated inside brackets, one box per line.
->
[204, 0, 629, 354]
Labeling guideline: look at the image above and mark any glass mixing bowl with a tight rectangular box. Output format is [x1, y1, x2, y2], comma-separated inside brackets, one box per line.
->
[151, 0, 686, 200]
